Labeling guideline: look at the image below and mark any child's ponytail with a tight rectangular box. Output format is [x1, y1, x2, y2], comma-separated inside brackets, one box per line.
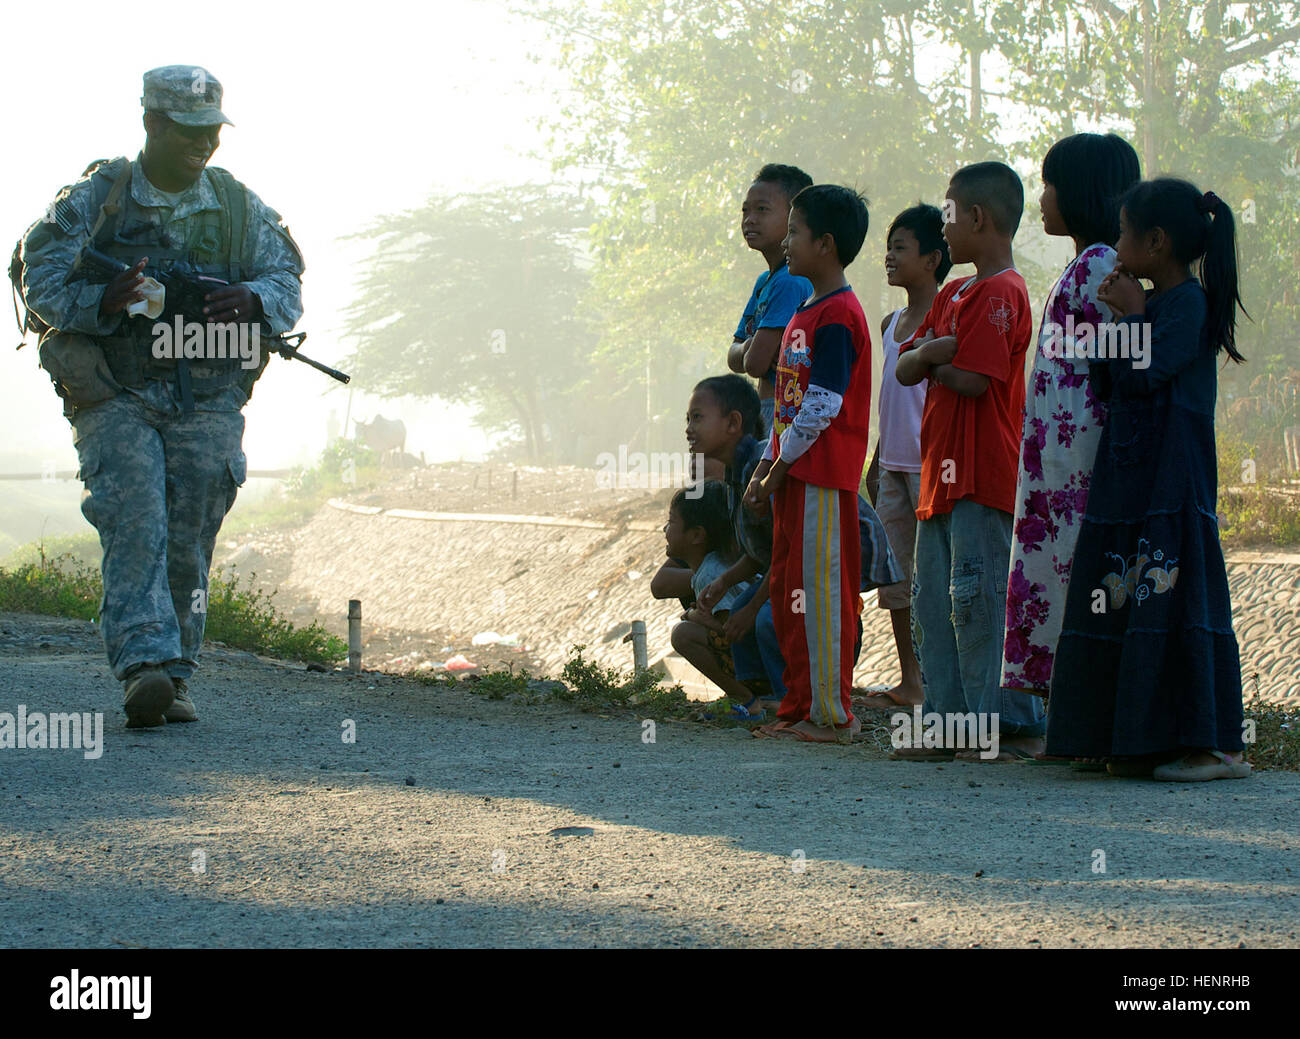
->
[1198, 191, 1247, 364]
[1120, 177, 1249, 363]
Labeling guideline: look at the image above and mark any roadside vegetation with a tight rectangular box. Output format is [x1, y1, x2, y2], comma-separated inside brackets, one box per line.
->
[0, 547, 345, 665]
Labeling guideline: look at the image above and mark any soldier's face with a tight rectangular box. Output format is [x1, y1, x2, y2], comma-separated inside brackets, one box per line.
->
[151, 117, 221, 183]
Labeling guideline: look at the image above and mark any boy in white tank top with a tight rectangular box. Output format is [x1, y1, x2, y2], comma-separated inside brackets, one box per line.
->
[861, 205, 951, 710]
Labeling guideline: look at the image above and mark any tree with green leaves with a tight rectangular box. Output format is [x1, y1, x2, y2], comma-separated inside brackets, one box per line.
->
[517, 0, 1299, 451]
[959, 0, 1300, 390]
[341, 1, 1299, 469]
[521, 0, 1052, 453]
[341, 186, 595, 461]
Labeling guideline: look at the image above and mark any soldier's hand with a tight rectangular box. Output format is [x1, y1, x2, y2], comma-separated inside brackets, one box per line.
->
[203, 284, 262, 324]
[98, 258, 148, 317]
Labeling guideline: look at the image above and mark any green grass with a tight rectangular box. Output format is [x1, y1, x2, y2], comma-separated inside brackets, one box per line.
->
[0, 550, 345, 666]
[1216, 430, 1300, 548]
[0, 549, 101, 620]
[202, 568, 346, 665]
[1217, 484, 1300, 548]
[414, 643, 697, 717]
[554, 645, 691, 715]
[1245, 699, 1300, 772]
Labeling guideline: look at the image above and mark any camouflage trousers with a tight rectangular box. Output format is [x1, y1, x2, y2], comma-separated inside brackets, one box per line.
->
[72, 391, 246, 682]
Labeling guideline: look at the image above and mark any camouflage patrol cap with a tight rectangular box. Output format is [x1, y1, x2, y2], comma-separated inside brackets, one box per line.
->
[141, 66, 233, 127]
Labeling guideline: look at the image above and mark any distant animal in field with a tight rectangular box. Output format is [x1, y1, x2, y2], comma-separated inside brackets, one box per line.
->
[354, 415, 407, 461]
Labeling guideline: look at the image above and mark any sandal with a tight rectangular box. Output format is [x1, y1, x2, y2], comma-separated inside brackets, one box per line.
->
[1152, 750, 1251, 782]
[955, 745, 1035, 762]
[889, 746, 956, 761]
[729, 699, 766, 721]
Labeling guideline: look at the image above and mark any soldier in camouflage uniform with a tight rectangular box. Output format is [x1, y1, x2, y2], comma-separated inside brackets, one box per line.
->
[19, 66, 304, 727]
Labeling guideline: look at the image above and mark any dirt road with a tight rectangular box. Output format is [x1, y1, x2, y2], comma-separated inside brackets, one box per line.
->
[1, 612, 1297, 948]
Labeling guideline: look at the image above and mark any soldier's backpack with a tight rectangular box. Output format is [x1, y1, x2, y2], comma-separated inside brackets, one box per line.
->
[9, 232, 50, 345]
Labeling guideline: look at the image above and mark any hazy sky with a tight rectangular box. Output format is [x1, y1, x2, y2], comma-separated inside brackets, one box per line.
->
[2, 0, 558, 471]
[13, 0, 1263, 481]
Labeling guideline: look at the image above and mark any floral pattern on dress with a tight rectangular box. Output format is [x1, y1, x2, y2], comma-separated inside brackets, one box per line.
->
[1000, 243, 1117, 694]
[1100, 539, 1180, 609]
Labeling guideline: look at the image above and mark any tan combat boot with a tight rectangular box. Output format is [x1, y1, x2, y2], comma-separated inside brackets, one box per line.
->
[164, 678, 198, 723]
[123, 667, 176, 728]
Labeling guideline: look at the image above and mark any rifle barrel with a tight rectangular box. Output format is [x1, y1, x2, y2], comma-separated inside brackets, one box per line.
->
[270, 339, 350, 384]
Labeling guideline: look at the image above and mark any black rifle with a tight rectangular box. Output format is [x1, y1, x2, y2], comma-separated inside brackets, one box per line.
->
[65, 244, 349, 384]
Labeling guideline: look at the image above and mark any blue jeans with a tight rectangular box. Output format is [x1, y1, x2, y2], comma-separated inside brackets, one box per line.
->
[912, 500, 1044, 735]
[728, 578, 787, 699]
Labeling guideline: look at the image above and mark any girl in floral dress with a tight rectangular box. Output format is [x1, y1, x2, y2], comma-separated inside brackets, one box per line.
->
[1000, 134, 1140, 705]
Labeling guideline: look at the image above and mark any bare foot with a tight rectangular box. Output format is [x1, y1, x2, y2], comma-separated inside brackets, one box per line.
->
[779, 717, 861, 743]
[860, 681, 924, 710]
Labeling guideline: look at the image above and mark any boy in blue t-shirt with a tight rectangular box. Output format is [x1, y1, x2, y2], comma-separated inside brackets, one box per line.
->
[728, 164, 814, 435]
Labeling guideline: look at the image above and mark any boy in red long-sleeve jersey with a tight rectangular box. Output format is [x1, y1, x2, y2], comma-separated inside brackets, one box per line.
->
[744, 185, 873, 743]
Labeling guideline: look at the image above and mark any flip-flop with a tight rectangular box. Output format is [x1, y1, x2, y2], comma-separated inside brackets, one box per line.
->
[780, 725, 858, 744]
[955, 744, 1035, 763]
[729, 699, 766, 721]
[753, 720, 795, 739]
[1026, 753, 1073, 766]
[1152, 750, 1252, 782]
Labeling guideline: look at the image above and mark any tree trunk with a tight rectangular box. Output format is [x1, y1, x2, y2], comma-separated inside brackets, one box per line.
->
[524, 384, 546, 462]
[1141, 0, 1157, 173]
[504, 387, 535, 461]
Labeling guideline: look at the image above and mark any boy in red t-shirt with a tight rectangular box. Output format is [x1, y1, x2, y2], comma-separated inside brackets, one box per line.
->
[743, 185, 872, 743]
[894, 162, 1046, 760]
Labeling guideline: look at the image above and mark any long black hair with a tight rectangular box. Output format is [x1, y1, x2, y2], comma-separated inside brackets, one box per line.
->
[1041, 132, 1140, 246]
[1121, 177, 1248, 363]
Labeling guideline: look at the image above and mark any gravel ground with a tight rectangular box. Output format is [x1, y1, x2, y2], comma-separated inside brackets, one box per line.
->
[2, 612, 1297, 949]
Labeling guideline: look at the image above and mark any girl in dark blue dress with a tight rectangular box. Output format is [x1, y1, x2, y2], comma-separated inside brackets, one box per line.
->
[1045, 178, 1251, 781]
